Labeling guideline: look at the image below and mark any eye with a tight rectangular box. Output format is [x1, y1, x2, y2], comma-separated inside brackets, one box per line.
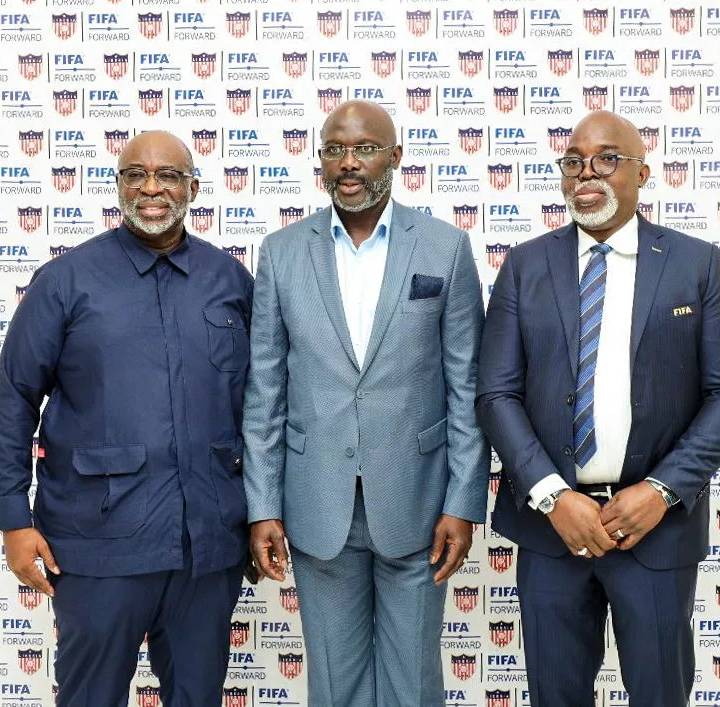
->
[355, 145, 378, 156]
[562, 157, 583, 169]
[124, 169, 146, 180]
[324, 145, 344, 157]
[597, 154, 619, 165]
[156, 169, 180, 181]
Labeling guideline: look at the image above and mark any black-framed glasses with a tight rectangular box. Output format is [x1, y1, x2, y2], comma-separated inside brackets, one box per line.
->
[318, 144, 396, 162]
[118, 168, 194, 190]
[555, 153, 645, 178]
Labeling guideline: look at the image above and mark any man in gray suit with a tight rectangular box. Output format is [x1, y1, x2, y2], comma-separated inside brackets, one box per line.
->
[243, 100, 488, 706]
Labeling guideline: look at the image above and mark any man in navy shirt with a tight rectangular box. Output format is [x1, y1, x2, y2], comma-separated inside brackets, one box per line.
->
[0, 131, 253, 706]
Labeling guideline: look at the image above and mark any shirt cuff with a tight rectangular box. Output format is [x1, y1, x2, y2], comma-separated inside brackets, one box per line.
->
[527, 474, 571, 510]
[645, 477, 681, 506]
[0, 495, 33, 531]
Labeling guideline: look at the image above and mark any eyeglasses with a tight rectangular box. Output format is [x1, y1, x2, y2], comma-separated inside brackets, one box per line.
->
[318, 144, 396, 161]
[118, 168, 194, 190]
[555, 153, 645, 178]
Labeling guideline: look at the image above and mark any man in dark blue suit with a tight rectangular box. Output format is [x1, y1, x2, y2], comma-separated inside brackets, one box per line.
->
[0, 132, 253, 706]
[478, 111, 720, 706]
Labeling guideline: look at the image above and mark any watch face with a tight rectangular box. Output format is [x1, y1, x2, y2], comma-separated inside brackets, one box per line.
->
[538, 498, 553, 514]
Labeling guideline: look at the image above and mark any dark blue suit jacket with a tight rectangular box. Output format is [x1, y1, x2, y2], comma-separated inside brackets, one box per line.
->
[478, 215, 720, 570]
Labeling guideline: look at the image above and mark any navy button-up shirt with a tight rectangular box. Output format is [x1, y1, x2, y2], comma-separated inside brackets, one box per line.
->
[0, 226, 253, 577]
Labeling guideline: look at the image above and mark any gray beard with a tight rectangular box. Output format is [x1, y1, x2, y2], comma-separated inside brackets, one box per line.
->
[323, 166, 394, 213]
[119, 193, 189, 235]
[565, 179, 619, 229]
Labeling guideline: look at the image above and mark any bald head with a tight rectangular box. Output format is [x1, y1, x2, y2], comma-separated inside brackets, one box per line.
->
[118, 131, 194, 173]
[571, 111, 646, 160]
[321, 101, 397, 145]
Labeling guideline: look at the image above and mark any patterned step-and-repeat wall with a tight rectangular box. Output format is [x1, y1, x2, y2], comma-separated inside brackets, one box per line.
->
[2, 1, 720, 705]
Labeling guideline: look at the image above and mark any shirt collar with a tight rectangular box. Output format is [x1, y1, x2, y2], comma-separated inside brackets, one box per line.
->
[116, 223, 191, 275]
[330, 198, 394, 248]
[577, 214, 638, 257]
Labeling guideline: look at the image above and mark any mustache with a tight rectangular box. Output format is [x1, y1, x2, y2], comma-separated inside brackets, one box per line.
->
[571, 179, 612, 196]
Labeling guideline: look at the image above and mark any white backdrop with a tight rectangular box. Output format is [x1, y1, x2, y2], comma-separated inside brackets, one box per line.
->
[1, 1, 720, 705]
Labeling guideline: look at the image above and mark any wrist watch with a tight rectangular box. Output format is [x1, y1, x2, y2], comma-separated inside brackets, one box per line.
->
[537, 488, 568, 515]
[645, 479, 680, 508]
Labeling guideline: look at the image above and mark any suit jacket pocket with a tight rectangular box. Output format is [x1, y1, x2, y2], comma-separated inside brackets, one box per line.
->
[203, 305, 248, 372]
[402, 298, 444, 314]
[210, 437, 247, 529]
[418, 417, 448, 454]
[71, 445, 147, 539]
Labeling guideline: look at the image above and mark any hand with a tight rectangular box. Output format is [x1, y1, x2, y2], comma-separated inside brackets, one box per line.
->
[249, 519, 288, 581]
[600, 481, 668, 551]
[547, 491, 616, 558]
[429, 515, 473, 585]
[3, 528, 60, 597]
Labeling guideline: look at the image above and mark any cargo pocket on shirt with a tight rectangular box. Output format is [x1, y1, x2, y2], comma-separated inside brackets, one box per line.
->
[203, 306, 248, 372]
[71, 445, 148, 538]
[210, 437, 248, 529]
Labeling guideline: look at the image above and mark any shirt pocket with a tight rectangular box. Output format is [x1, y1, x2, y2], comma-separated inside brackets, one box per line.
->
[203, 305, 248, 372]
[71, 445, 147, 538]
[209, 437, 247, 529]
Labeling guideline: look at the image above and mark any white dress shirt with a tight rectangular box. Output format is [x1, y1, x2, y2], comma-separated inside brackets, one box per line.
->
[528, 215, 638, 507]
[331, 199, 393, 369]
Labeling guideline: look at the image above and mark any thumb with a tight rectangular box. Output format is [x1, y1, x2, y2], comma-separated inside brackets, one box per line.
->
[429, 523, 447, 565]
[37, 537, 60, 575]
[271, 533, 288, 568]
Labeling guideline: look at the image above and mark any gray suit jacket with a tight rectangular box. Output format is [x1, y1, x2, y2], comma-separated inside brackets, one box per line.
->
[243, 201, 489, 560]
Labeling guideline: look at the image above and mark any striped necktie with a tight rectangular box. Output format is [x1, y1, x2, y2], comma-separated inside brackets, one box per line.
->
[573, 242, 612, 468]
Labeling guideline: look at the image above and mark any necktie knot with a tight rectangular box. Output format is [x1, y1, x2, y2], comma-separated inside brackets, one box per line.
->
[590, 243, 612, 256]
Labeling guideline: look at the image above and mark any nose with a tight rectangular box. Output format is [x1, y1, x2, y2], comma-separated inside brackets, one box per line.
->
[578, 156, 597, 181]
[338, 147, 361, 171]
[140, 172, 163, 195]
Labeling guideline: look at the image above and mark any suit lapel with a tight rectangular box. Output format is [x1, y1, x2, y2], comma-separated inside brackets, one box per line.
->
[360, 204, 418, 378]
[545, 223, 581, 380]
[309, 209, 360, 372]
[630, 216, 669, 370]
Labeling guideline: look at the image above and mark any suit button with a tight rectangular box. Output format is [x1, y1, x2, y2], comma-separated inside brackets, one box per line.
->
[226, 318, 234, 326]
[345, 447, 355, 458]
[233, 457, 242, 467]
[566, 394, 575, 406]
[562, 446, 573, 457]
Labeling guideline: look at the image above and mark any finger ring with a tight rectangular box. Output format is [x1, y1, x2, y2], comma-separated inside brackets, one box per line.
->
[576, 547, 589, 556]
[615, 529, 625, 540]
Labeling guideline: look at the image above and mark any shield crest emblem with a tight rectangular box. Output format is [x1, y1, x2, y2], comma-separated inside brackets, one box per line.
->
[317, 11, 342, 37]
[548, 127, 572, 154]
[105, 130, 129, 157]
[638, 127, 659, 153]
[280, 586, 300, 613]
[103, 206, 122, 230]
[486, 690, 511, 707]
[318, 88, 343, 114]
[136, 686, 161, 707]
[224, 167, 248, 193]
[226, 12, 250, 39]
[371, 51, 396, 78]
[18, 584, 43, 609]
[406, 10, 431, 36]
[494, 9, 518, 36]
[192, 53, 216, 79]
[50, 245, 72, 258]
[401, 165, 426, 192]
[453, 205, 478, 231]
[670, 7, 694, 34]
[635, 49, 660, 77]
[548, 50, 573, 77]
[227, 89, 251, 115]
[19, 130, 43, 158]
[192, 129, 216, 156]
[52, 13, 77, 39]
[18, 54, 43, 81]
[488, 546, 514, 573]
[488, 164, 513, 191]
[489, 621, 514, 648]
[16, 285, 28, 303]
[18, 649, 42, 675]
[670, 85, 694, 112]
[451, 654, 476, 680]
[18, 207, 42, 234]
[53, 89, 77, 117]
[663, 161, 688, 188]
[406, 87, 431, 114]
[190, 207, 214, 233]
[139, 89, 163, 116]
[283, 52, 307, 79]
[637, 202, 654, 222]
[283, 129, 307, 156]
[486, 243, 510, 270]
[459, 51, 483, 78]
[280, 207, 304, 228]
[278, 653, 304, 679]
[542, 204, 567, 230]
[104, 54, 128, 80]
[458, 128, 483, 154]
[52, 166, 76, 193]
[453, 586, 479, 613]
[138, 12, 163, 39]
[230, 621, 250, 648]
[314, 167, 325, 191]
[716, 585, 720, 606]
[583, 85, 607, 111]
[222, 246, 247, 265]
[583, 8, 608, 35]
[494, 87, 518, 113]
[223, 687, 248, 707]
[489, 470, 502, 494]
[714, 656, 720, 680]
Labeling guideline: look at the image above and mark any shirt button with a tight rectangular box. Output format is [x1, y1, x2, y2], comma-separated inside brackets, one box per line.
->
[345, 447, 355, 458]
[562, 446, 573, 457]
[566, 394, 575, 406]
[233, 457, 242, 467]
[226, 318, 234, 326]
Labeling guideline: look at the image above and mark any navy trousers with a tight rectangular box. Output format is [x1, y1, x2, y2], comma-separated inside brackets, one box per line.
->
[51, 562, 243, 707]
[517, 547, 697, 707]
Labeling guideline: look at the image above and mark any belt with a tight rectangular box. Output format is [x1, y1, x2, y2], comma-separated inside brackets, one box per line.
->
[576, 483, 620, 500]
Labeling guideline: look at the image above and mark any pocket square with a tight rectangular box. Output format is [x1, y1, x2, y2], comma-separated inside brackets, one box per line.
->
[672, 304, 694, 317]
[409, 273, 444, 300]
